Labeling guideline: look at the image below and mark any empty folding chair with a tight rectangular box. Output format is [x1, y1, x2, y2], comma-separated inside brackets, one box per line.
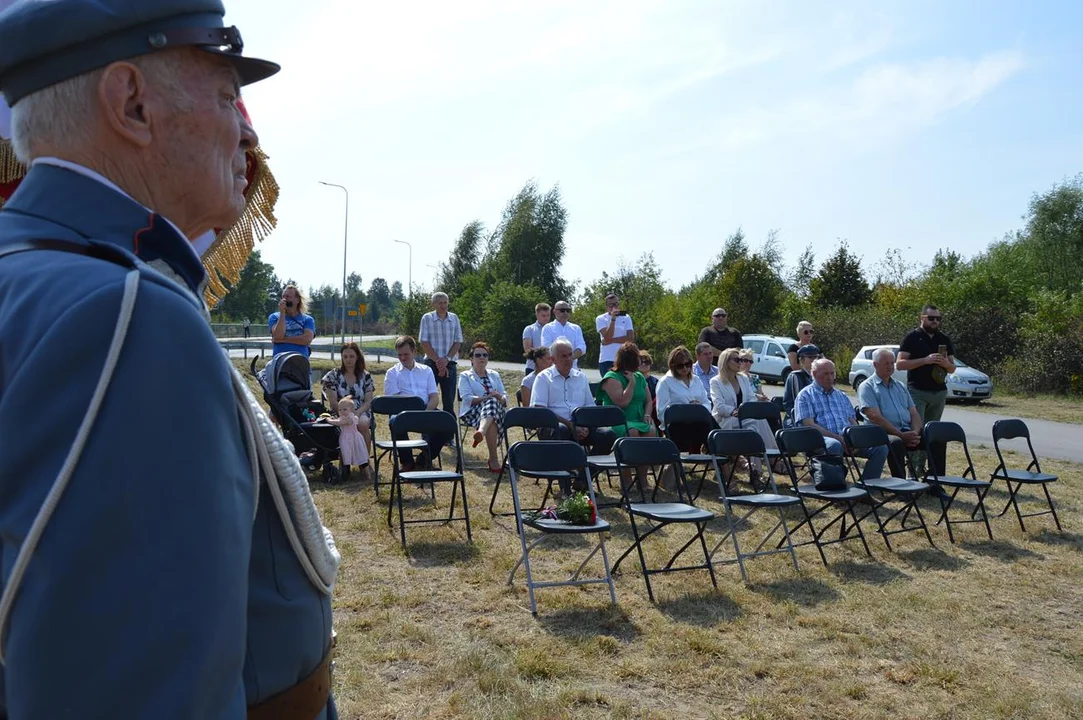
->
[661, 402, 718, 500]
[922, 421, 993, 543]
[506, 441, 617, 615]
[610, 437, 718, 602]
[489, 407, 569, 517]
[843, 425, 934, 550]
[571, 405, 627, 504]
[371, 395, 427, 492]
[775, 427, 873, 565]
[990, 419, 1062, 532]
[387, 410, 472, 548]
[707, 429, 801, 582]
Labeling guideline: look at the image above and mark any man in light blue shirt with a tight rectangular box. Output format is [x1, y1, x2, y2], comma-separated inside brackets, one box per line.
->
[692, 342, 718, 393]
[857, 347, 924, 478]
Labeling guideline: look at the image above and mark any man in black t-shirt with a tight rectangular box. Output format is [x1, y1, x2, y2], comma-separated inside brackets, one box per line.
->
[698, 308, 743, 358]
[897, 304, 956, 487]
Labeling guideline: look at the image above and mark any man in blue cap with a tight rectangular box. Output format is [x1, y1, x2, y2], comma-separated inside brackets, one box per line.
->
[0, 1, 341, 718]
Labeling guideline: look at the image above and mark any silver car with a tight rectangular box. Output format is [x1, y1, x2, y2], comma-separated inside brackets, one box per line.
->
[847, 345, 994, 402]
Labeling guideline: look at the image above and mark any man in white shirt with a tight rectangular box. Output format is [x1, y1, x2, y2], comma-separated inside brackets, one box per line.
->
[522, 302, 551, 372]
[595, 293, 634, 376]
[384, 335, 448, 470]
[540, 300, 587, 369]
[531, 338, 616, 491]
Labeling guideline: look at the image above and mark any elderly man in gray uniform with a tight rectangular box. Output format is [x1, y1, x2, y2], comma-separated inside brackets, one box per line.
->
[0, 1, 340, 718]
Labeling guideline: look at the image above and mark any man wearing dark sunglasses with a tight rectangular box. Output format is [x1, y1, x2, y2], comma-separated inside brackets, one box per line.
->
[540, 300, 587, 369]
[698, 307, 743, 358]
[897, 304, 955, 486]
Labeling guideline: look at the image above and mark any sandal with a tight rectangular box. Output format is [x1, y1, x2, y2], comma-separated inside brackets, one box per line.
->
[472, 430, 484, 448]
[487, 461, 503, 473]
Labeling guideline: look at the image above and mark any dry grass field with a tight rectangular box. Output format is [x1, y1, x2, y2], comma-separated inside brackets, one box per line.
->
[243, 359, 1083, 720]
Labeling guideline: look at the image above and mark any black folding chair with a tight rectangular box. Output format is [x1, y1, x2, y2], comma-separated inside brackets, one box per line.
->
[387, 410, 471, 548]
[371, 395, 427, 493]
[775, 427, 873, 565]
[588, 381, 602, 405]
[489, 407, 568, 517]
[661, 402, 718, 500]
[990, 419, 1062, 532]
[708, 430, 801, 582]
[922, 421, 993, 543]
[843, 425, 934, 550]
[506, 441, 617, 615]
[571, 405, 627, 504]
[610, 437, 717, 602]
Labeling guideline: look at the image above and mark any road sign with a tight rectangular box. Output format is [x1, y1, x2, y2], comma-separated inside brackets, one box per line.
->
[358, 303, 367, 315]
[347, 310, 358, 316]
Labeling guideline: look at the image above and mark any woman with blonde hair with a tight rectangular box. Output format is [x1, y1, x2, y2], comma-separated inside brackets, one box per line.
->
[787, 320, 815, 371]
[710, 348, 778, 483]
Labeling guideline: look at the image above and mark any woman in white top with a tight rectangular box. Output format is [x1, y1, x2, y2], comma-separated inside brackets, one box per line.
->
[655, 345, 712, 452]
[457, 341, 508, 472]
[710, 348, 778, 479]
[519, 346, 553, 407]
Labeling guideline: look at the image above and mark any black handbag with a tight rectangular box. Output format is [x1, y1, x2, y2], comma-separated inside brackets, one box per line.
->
[811, 455, 848, 491]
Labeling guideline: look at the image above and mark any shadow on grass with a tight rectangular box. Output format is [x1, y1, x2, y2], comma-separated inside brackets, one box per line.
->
[1032, 529, 1083, 551]
[959, 539, 1043, 562]
[829, 560, 910, 585]
[538, 606, 640, 643]
[406, 539, 481, 567]
[656, 589, 742, 626]
[899, 547, 969, 571]
[753, 576, 840, 607]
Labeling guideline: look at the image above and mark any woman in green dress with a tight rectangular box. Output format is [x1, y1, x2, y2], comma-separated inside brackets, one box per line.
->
[598, 342, 657, 491]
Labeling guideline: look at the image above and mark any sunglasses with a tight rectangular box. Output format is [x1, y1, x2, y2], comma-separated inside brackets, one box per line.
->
[925, 315, 942, 321]
[712, 313, 727, 318]
[675, 362, 693, 369]
[736, 358, 753, 364]
[802, 330, 813, 335]
[556, 308, 571, 313]
[473, 352, 489, 358]
[639, 359, 651, 365]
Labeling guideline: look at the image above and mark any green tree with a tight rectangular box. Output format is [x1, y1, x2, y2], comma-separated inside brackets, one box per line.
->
[716, 254, 787, 334]
[476, 282, 547, 361]
[787, 243, 816, 299]
[437, 221, 484, 299]
[489, 181, 571, 301]
[213, 249, 280, 322]
[809, 241, 872, 308]
[1022, 176, 1083, 297]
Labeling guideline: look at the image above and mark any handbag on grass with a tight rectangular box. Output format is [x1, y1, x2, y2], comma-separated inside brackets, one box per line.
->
[811, 455, 848, 491]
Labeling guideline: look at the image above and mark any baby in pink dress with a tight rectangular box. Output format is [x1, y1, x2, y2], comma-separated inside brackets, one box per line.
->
[327, 396, 370, 483]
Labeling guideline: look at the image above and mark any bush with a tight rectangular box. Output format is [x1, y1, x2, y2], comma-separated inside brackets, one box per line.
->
[477, 282, 547, 362]
[806, 306, 911, 361]
[997, 332, 1083, 396]
[941, 305, 1019, 370]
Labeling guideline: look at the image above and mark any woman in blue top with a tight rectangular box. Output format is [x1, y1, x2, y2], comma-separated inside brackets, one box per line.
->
[598, 342, 657, 491]
[269, 284, 316, 357]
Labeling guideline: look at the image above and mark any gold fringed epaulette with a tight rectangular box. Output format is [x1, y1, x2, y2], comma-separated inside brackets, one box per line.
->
[0, 136, 26, 210]
[201, 146, 280, 307]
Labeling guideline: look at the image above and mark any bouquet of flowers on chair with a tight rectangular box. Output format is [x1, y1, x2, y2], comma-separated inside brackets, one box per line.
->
[526, 492, 597, 525]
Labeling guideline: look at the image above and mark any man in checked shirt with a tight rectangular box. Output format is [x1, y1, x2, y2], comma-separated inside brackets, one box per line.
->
[419, 290, 464, 414]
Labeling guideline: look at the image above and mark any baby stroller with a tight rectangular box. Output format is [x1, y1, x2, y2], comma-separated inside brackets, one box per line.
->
[252, 352, 341, 484]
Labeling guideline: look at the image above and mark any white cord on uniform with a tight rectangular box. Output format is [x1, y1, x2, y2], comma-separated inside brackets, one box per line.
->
[0, 269, 141, 664]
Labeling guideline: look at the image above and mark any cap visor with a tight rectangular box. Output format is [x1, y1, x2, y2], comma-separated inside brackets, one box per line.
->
[204, 50, 280, 86]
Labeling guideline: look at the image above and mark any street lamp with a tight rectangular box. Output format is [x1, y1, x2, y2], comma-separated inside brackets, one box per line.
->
[318, 181, 349, 350]
[394, 239, 412, 297]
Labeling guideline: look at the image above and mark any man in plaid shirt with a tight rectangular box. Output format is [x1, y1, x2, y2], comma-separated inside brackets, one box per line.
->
[419, 291, 463, 413]
[793, 358, 887, 480]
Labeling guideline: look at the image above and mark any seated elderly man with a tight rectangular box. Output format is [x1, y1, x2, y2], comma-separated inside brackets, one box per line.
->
[857, 347, 925, 480]
[793, 358, 888, 480]
[530, 337, 616, 492]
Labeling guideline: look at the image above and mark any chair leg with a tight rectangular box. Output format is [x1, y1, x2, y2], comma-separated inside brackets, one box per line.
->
[1044, 484, 1063, 531]
[629, 514, 656, 602]
[397, 476, 408, 548]
[845, 501, 873, 557]
[723, 502, 749, 584]
[777, 506, 800, 572]
[696, 521, 718, 590]
[460, 477, 473, 541]
[975, 487, 993, 540]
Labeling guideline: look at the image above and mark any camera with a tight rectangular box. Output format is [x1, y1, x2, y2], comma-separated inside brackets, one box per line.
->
[285, 300, 294, 308]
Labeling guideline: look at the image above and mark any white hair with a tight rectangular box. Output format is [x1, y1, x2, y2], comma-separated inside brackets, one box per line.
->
[873, 347, 896, 363]
[11, 51, 192, 163]
[431, 292, 449, 303]
[812, 357, 836, 374]
[549, 337, 573, 355]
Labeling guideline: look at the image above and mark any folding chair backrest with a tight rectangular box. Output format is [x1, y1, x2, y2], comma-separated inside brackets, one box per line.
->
[613, 436, 681, 467]
[390, 409, 457, 437]
[663, 402, 714, 428]
[372, 395, 426, 417]
[738, 401, 780, 424]
[509, 440, 587, 475]
[588, 382, 602, 405]
[504, 406, 561, 433]
[515, 388, 524, 408]
[707, 428, 765, 458]
[923, 421, 974, 481]
[572, 404, 626, 430]
[992, 418, 1029, 442]
[775, 426, 827, 456]
[843, 424, 889, 451]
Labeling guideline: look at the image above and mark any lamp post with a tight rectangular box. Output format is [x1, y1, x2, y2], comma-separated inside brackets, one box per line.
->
[393, 239, 412, 297]
[318, 181, 349, 350]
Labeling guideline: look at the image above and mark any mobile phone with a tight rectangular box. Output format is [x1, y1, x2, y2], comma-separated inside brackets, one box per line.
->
[937, 344, 947, 355]
[285, 301, 294, 308]
[617, 310, 628, 316]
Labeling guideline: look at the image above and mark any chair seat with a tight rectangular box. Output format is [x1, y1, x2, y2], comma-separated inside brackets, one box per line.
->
[398, 470, 463, 482]
[526, 517, 611, 534]
[863, 477, 929, 494]
[680, 453, 715, 464]
[993, 469, 1057, 484]
[629, 502, 714, 522]
[728, 492, 801, 507]
[587, 454, 618, 468]
[935, 475, 992, 489]
[376, 439, 428, 450]
[519, 469, 575, 480]
[796, 484, 870, 501]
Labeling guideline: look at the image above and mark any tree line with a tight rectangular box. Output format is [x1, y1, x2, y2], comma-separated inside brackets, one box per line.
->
[213, 176, 1083, 396]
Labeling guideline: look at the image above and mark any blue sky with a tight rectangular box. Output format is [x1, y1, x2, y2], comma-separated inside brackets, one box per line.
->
[220, 1, 1082, 293]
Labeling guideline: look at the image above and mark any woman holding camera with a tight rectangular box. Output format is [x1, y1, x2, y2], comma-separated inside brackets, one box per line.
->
[269, 284, 316, 357]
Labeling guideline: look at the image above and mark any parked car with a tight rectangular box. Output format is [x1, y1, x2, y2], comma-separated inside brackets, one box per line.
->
[847, 345, 994, 402]
[742, 334, 798, 384]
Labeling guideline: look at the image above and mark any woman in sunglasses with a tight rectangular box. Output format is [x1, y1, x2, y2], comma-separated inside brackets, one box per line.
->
[457, 341, 508, 472]
[788, 321, 815, 371]
[711, 347, 779, 484]
[655, 345, 711, 452]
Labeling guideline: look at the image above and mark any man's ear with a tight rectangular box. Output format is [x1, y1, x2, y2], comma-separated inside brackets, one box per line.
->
[98, 62, 153, 147]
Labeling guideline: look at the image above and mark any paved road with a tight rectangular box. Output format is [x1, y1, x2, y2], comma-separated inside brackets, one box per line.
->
[226, 344, 1083, 464]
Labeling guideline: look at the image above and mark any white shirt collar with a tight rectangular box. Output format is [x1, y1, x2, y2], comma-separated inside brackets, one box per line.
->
[32, 157, 200, 263]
